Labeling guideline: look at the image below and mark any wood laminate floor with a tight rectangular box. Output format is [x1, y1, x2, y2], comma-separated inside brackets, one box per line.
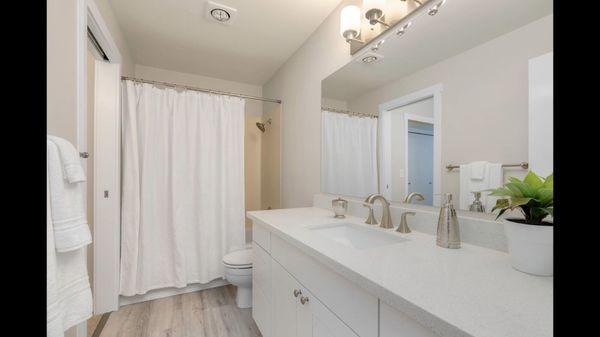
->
[98, 285, 262, 337]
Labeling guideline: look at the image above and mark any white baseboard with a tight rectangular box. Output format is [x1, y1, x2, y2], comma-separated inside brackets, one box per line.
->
[118, 278, 229, 306]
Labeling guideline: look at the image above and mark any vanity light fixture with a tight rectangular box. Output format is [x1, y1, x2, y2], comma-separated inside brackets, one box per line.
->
[340, 5, 363, 43]
[363, 0, 389, 27]
[428, 0, 446, 16]
[341, 0, 440, 55]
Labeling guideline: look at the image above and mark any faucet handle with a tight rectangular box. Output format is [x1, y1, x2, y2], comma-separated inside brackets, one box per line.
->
[364, 204, 378, 225]
[396, 211, 415, 233]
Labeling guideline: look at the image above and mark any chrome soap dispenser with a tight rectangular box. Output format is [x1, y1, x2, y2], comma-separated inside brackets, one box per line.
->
[436, 193, 461, 249]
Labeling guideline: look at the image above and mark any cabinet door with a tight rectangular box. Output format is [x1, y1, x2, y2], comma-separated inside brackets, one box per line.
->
[252, 242, 272, 337]
[272, 260, 299, 337]
[297, 286, 359, 337]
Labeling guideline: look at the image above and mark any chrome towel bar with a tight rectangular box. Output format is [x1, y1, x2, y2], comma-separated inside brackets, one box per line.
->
[446, 162, 528, 171]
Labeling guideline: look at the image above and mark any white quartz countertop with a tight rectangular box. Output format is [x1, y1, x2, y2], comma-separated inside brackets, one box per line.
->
[247, 207, 552, 337]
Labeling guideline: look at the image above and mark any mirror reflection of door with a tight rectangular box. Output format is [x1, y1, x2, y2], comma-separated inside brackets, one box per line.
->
[382, 96, 435, 205]
[406, 120, 434, 206]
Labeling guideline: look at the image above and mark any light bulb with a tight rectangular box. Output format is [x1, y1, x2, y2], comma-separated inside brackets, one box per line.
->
[340, 5, 361, 41]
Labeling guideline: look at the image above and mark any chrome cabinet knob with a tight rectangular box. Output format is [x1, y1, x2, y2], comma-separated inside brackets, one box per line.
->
[293, 289, 302, 297]
[300, 296, 309, 305]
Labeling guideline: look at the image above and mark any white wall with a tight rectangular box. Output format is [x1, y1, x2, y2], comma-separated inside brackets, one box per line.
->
[47, 0, 78, 144]
[347, 15, 553, 200]
[93, 0, 135, 75]
[263, 1, 355, 207]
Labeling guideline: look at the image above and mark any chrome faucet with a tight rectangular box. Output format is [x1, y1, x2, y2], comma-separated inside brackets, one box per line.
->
[364, 194, 393, 229]
[404, 192, 424, 203]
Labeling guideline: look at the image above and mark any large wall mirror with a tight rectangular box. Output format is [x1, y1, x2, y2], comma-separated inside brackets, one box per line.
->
[321, 0, 553, 213]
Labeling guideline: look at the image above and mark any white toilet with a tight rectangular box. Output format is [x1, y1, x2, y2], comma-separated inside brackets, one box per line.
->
[223, 248, 253, 308]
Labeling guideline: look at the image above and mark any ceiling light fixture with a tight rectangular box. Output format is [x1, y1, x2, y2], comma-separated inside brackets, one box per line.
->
[428, 0, 446, 16]
[210, 8, 230, 22]
[362, 55, 379, 63]
[205, 1, 238, 25]
[357, 51, 384, 64]
[371, 39, 385, 52]
[396, 22, 412, 36]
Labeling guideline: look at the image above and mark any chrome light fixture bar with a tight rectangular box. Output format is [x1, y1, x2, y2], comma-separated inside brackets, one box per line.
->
[341, 0, 448, 55]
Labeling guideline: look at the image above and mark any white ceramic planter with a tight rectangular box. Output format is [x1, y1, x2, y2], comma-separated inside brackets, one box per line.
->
[503, 219, 553, 276]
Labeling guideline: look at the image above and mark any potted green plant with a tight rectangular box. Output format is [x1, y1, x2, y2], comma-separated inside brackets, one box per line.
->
[488, 171, 553, 276]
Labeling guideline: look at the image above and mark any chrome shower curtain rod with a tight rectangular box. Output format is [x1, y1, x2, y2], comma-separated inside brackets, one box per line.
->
[121, 76, 282, 104]
[321, 106, 378, 118]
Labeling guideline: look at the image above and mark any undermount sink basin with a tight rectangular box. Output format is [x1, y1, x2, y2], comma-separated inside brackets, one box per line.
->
[309, 222, 407, 250]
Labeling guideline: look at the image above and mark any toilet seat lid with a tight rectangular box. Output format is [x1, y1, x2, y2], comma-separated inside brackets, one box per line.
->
[223, 248, 252, 267]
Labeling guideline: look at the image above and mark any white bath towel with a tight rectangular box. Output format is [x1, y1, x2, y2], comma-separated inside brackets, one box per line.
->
[47, 138, 92, 252]
[47, 163, 93, 337]
[47, 135, 86, 183]
[459, 162, 503, 211]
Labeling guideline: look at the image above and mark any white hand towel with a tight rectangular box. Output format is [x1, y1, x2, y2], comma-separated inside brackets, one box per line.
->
[482, 163, 503, 212]
[459, 162, 503, 211]
[47, 139, 92, 252]
[468, 161, 487, 180]
[47, 135, 86, 184]
[47, 163, 93, 337]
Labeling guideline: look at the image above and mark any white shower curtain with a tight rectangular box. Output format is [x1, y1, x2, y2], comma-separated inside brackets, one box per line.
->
[321, 111, 378, 198]
[120, 80, 246, 296]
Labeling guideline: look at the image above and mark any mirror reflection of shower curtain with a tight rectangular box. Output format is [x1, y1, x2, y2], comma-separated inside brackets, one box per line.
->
[321, 111, 378, 198]
[120, 80, 246, 296]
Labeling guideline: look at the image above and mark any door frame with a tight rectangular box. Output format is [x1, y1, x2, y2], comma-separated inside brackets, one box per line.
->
[77, 0, 123, 318]
[403, 113, 434, 204]
[379, 84, 442, 206]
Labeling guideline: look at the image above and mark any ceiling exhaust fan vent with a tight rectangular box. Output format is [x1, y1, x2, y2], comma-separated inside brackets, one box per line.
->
[205, 1, 238, 25]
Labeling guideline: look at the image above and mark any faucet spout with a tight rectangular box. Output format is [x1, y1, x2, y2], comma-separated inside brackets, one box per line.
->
[364, 194, 393, 229]
[404, 192, 425, 204]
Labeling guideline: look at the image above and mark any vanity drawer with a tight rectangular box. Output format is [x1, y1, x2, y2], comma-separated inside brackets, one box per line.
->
[270, 234, 378, 337]
[252, 221, 271, 252]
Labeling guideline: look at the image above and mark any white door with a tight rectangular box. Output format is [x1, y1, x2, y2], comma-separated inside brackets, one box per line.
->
[93, 60, 121, 314]
[407, 122, 434, 206]
[272, 261, 299, 337]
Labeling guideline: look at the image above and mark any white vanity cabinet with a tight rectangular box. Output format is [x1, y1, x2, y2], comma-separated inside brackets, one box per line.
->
[252, 221, 435, 337]
[253, 222, 362, 337]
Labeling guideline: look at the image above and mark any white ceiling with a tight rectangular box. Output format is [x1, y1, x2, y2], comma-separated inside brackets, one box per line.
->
[322, 0, 553, 101]
[109, 0, 342, 85]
